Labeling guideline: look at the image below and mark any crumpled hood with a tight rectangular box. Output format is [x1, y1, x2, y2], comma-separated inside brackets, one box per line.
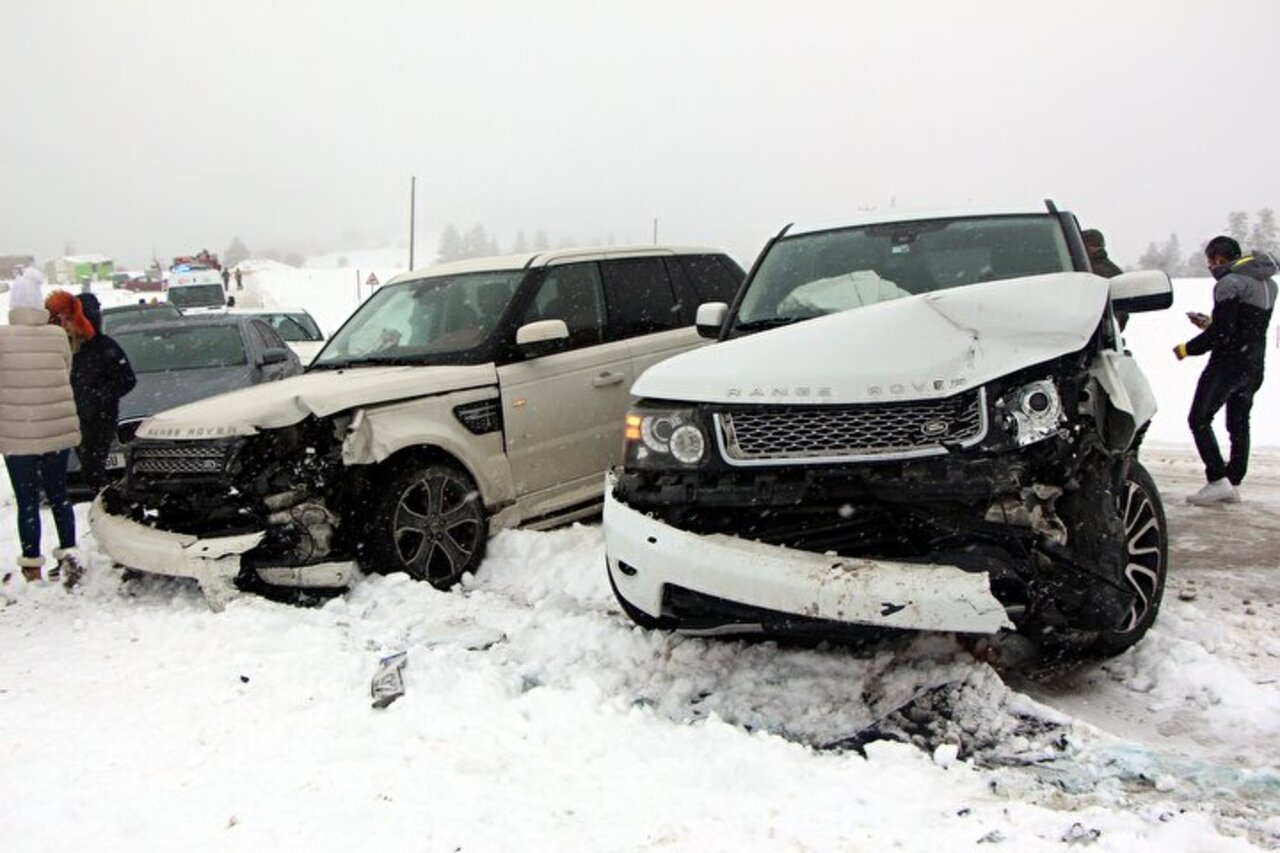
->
[634, 272, 1110, 405]
[136, 363, 498, 439]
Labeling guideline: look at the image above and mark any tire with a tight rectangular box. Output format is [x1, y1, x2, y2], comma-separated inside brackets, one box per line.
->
[365, 461, 487, 590]
[1088, 460, 1168, 657]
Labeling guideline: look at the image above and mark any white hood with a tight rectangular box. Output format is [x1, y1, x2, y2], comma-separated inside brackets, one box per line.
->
[634, 272, 1109, 405]
[136, 364, 498, 439]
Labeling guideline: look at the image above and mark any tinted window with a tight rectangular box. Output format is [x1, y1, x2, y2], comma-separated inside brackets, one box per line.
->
[168, 284, 226, 308]
[260, 312, 322, 341]
[677, 254, 742, 304]
[522, 263, 605, 350]
[601, 257, 681, 339]
[248, 320, 286, 353]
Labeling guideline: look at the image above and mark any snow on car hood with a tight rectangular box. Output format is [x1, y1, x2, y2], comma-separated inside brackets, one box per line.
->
[135, 363, 498, 439]
[634, 272, 1110, 405]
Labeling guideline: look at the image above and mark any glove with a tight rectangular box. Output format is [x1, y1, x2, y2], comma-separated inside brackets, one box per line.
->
[1173, 343, 1188, 360]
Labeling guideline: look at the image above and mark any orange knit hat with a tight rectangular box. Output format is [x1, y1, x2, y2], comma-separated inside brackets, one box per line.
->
[44, 290, 97, 341]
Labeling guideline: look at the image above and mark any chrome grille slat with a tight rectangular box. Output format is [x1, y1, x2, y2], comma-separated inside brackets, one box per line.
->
[131, 443, 231, 476]
[716, 389, 987, 465]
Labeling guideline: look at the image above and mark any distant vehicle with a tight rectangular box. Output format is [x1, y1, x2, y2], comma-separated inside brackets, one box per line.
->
[101, 302, 183, 333]
[89, 245, 745, 604]
[167, 268, 232, 314]
[123, 272, 166, 293]
[228, 307, 326, 363]
[68, 314, 303, 498]
[172, 250, 221, 271]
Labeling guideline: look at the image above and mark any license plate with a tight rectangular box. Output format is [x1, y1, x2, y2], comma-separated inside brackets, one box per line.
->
[105, 452, 125, 470]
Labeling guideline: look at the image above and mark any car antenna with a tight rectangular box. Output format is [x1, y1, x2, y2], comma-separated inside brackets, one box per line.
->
[1043, 199, 1059, 214]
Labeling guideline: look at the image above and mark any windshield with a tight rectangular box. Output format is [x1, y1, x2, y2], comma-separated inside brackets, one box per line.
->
[116, 325, 247, 372]
[168, 284, 226, 308]
[314, 270, 523, 367]
[735, 215, 1072, 329]
[257, 312, 322, 341]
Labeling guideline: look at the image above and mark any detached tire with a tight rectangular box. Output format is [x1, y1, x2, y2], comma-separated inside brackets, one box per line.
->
[366, 461, 487, 590]
[1088, 460, 1168, 657]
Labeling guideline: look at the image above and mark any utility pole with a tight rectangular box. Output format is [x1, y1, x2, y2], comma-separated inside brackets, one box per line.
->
[652, 217, 658, 245]
[408, 176, 417, 271]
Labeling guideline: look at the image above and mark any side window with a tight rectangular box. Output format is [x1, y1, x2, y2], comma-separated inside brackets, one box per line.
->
[521, 262, 605, 350]
[677, 254, 743, 304]
[249, 320, 286, 352]
[601, 257, 682, 340]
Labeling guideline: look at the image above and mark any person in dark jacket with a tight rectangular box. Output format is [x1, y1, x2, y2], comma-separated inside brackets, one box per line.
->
[1082, 228, 1128, 329]
[1174, 236, 1278, 505]
[70, 293, 137, 494]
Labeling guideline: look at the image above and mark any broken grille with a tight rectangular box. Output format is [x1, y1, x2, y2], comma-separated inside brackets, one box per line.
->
[130, 442, 232, 477]
[716, 389, 987, 464]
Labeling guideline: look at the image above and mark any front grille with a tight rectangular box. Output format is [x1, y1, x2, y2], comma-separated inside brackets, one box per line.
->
[716, 389, 987, 464]
[130, 442, 232, 477]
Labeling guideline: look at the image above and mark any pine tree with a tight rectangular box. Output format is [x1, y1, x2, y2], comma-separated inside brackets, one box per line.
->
[224, 236, 250, 268]
[1226, 211, 1249, 243]
[1247, 208, 1278, 255]
[438, 224, 463, 262]
[533, 230, 550, 251]
[464, 224, 491, 259]
[511, 231, 529, 253]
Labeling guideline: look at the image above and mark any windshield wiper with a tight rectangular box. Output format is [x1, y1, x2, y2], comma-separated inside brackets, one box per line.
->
[733, 317, 805, 332]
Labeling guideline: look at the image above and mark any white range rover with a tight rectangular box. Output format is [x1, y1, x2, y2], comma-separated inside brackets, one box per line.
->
[90, 246, 743, 606]
[604, 203, 1175, 657]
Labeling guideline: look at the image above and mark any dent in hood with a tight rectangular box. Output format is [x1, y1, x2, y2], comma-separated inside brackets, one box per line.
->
[136, 363, 498, 439]
[634, 272, 1109, 405]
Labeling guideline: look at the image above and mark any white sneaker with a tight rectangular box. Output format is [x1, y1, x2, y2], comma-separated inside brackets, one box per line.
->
[1186, 478, 1239, 506]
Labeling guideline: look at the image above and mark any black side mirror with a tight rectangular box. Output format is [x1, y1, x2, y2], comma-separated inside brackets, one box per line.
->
[260, 347, 289, 366]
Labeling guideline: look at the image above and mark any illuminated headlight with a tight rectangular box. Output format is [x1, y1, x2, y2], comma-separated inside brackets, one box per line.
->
[624, 407, 708, 468]
[1001, 379, 1063, 446]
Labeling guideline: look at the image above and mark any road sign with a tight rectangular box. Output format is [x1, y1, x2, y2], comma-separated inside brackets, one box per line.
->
[366, 272, 379, 287]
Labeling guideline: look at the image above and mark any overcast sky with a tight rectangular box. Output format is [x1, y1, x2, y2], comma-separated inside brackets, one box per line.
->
[3, 0, 1277, 270]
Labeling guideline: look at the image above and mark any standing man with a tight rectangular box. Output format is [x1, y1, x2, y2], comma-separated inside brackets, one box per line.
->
[234, 266, 243, 290]
[221, 266, 231, 289]
[71, 293, 136, 495]
[1082, 228, 1127, 329]
[1173, 236, 1277, 505]
[1082, 229, 1123, 278]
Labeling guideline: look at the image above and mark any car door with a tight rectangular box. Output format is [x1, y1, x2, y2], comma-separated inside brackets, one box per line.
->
[600, 255, 704, 383]
[497, 262, 634, 510]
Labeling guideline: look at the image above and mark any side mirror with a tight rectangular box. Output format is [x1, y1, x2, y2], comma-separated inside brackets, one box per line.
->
[515, 319, 569, 347]
[226, 295, 236, 307]
[1109, 270, 1173, 315]
[695, 302, 728, 339]
[260, 347, 290, 366]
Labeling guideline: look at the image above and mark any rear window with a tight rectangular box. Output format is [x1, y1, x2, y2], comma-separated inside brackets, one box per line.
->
[116, 325, 247, 372]
[168, 284, 226, 309]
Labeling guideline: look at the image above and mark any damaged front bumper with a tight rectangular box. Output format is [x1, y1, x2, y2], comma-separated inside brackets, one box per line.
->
[602, 475, 1013, 635]
[89, 494, 357, 609]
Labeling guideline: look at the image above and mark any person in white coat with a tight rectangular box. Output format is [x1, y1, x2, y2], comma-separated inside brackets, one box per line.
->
[0, 269, 83, 583]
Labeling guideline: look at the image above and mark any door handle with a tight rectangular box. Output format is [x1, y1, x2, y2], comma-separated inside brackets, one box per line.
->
[592, 371, 626, 388]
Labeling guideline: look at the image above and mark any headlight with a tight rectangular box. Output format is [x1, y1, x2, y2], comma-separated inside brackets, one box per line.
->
[624, 407, 709, 468]
[999, 379, 1064, 446]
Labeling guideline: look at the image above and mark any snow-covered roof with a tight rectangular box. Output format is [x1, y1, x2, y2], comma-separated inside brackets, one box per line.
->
[62, 254, 113, 264]
[386, 244, 723, 285]
[786, 203, 1064, 237]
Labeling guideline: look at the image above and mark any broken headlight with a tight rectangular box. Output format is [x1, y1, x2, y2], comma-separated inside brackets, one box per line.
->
[998, 379, 1064, 447]
[623, 406, 708, 469]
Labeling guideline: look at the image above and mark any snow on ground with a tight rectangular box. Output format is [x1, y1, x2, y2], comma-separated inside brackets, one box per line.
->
[0, 264, 1277, 850]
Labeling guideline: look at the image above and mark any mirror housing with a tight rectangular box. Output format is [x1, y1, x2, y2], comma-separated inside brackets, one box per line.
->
[695, 302, 728, 339]
[1109, 270, 1173, 315]
[516, 319, 569, 347]
[226, 295, 236, 308]
[260, 347, 290, 366]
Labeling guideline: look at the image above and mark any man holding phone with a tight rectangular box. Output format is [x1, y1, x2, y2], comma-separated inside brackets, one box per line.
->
[1173, 236, 1277, 505]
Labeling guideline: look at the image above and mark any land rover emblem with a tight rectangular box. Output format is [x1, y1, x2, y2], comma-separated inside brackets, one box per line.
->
[920, 419, 949, 438]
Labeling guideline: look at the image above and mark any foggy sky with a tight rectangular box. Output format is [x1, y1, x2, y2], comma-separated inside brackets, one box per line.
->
[3, 0, 1277, 270]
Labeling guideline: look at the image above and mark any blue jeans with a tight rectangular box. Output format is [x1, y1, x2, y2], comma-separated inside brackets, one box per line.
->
[4, 450, 75, 560]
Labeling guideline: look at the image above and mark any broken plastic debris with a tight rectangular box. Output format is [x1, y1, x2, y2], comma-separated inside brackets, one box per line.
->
[370, 651, 408, 709]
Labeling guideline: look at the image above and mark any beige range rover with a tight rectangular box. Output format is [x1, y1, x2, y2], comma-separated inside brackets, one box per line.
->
[89, 246, 744, 606]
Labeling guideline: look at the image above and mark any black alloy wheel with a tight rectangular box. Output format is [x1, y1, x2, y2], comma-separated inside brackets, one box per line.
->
[1089, 460, 1168, 657]
[369, 461, 487, 589]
